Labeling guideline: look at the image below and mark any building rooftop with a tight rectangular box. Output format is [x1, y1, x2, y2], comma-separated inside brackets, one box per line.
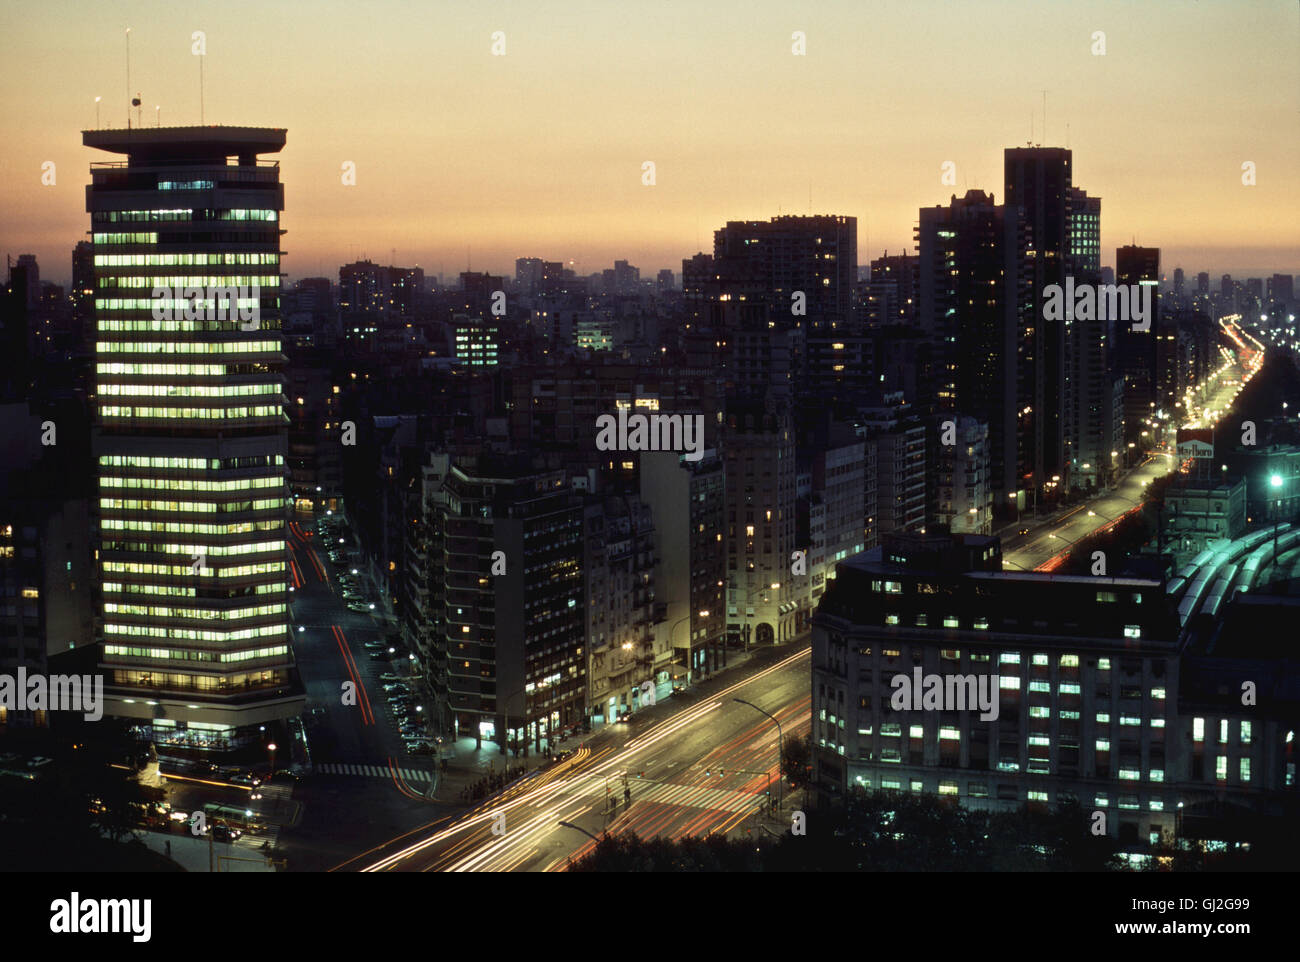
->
[82, 125, 286, 161]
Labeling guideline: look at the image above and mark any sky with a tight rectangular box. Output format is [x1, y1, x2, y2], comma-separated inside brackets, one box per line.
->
[2, 0, 1297, 286]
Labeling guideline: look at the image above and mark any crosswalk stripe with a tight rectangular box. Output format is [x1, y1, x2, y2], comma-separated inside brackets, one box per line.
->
[315, 762, 434, 783]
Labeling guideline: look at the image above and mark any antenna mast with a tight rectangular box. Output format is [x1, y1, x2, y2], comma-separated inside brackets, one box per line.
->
[125, 28, 131, 128]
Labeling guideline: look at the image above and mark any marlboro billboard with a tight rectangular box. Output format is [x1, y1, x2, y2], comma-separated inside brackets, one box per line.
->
[1176, 427, 1214, 461]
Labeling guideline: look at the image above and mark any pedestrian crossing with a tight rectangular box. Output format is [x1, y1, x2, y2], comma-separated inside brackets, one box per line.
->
[316, 762, 433, 782]
[578, 777, 765, 814]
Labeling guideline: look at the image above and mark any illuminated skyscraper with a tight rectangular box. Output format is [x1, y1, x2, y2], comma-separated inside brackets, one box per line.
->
[84, 126, 302, 749]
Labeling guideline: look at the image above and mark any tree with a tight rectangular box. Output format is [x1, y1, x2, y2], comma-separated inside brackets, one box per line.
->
[781, 733, 813, 790]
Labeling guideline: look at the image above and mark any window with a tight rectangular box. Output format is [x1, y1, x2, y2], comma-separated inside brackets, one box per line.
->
[999, 676, 1020, 690]
[1096, 591, 1117, 603]
[1123, 625, 1141, 639]
[884, 581, 902, 594]
[1241, 758, 1251, 781]
[999, 652, 1020, 664]
[1242, 721, 1252, 744]
[943, 616, 959, 628]
[1032, 654, 1049, 666]
[1098, 658, 1111, 671]
[1193, 717, 1204, 741]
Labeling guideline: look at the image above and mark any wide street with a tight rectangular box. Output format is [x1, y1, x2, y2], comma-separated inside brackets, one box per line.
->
[1003, 344, 1253, 572]
[340, 641, 812, 872]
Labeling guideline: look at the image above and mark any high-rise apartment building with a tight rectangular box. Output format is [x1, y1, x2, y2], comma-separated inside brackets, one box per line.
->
[1116, 245, 1162, 444]
[916, 189, 1024, 501]
[724, 397, 800, 646]
[84, 126, 302, 748]
[432, 457, 585, 750]
[1005, 148, 1072, 488]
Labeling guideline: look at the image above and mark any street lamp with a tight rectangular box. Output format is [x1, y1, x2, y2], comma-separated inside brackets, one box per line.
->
[733, 698, 783, 814]
[267, 742, 277, 780]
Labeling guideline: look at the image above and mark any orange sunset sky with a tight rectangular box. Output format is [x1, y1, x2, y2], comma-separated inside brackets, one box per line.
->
[2, 0, 1297, 284]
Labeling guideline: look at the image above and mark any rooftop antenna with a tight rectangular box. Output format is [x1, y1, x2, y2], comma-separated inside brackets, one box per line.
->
[125, 28, 131, 128]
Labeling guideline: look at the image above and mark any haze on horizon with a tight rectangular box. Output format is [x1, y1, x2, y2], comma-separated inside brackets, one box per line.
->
[2, 0, 1297, 285]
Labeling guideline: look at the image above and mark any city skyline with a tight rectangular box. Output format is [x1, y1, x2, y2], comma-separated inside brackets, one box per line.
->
[3, 0, 1300, 889]
[3, 0, 1299, 282]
